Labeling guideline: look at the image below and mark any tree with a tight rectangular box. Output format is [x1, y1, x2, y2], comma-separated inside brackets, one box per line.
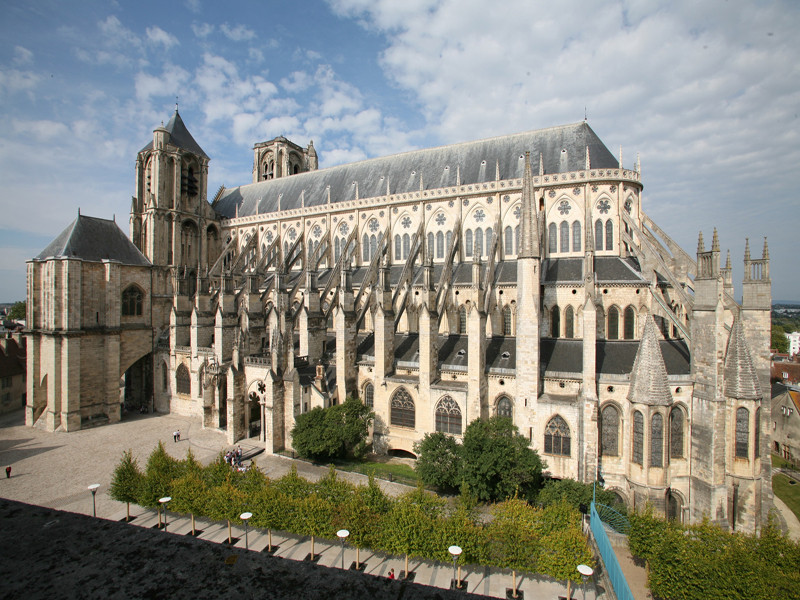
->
[772, 324, 789, 353]
[485, 497, 540, 598]
[460, 416, 545, 502]
[291, 397, 374, 460]
[295, 494, 336, 560]
[8, 301, 25, 321]
[109, 449, 143, 521]
[139, 441, 181, 509]
[206, 479, 246, 544]
[537, 478, 623, 513]
[170, 471, 208, 535]
[413, 431, 462, 492]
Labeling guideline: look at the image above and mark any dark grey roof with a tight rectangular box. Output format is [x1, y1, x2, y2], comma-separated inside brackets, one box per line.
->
[542, 338, 690, 375]
[723, 315, 762, 399]
[35, 215, 151, 266]
[627, 316, 673, 406]
[542, 257, 645, 284]
[315, 260, 517, 289]
[216, 122, 617, 218]
[139, 110, 208, 159]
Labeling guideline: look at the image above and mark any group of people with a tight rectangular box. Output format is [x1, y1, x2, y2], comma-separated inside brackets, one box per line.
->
[225, 446, 246, 471]
[172, 430, 181, 442]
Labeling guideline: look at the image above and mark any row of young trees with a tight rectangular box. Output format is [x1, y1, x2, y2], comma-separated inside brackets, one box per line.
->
[110, 442, 593, 591]
[629, 507, 800, 600]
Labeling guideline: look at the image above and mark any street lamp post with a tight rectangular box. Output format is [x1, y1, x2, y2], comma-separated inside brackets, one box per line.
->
[337, 529, 350, 570]
[88, 484, 100, 517]
[159, 497, 171, 532]
[240, 512, 252, 550]
[577, 564, 594, 600]
[448, 545, 463, 590]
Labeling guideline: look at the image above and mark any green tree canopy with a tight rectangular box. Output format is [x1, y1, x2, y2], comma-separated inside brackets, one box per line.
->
[460, 416, 545, 502]
[413, 431, 462, 492]
[8, 301, 25, 321]
[109, 449, 143, 519]
[537, 478, 623, 513]
[139, 441, 182, 508]
[290, 397, 374, 460]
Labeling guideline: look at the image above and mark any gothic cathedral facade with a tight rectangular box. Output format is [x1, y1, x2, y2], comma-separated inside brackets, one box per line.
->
[26, 109, 772, 533]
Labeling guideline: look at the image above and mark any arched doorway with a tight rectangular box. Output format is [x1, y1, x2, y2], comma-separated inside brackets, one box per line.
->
[666, 489, 683, 523]
[122, 354, 152, 414]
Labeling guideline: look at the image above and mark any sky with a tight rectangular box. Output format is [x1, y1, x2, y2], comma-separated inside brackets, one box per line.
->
[1, 0, 798, 303]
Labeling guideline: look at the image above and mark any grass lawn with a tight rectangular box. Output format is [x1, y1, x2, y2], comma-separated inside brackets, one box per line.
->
[771, 454, 798, 470]
[772, 473, 800, 523]
[334, 458, 418, 484]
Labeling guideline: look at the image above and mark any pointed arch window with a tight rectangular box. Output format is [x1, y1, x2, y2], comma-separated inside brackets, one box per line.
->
[503, 305, 513, 335]
[633, 410, 644, 464]
[390, 388, 415, 429]
[624, 306, 636, 339]
[505, 226, 513, 256]
[736, 407, 749, 458]
[601, 404, 619, 456]
[496, 395, 513, 419]
[515, 225, 520, 253]
[572, 221, 581, 252]
[551, 305, 560, 338]
[608, 306, 620, 340]
[475, 228, 484, 257]
[370, 235, 377, 260]
[122, 285, 143, 316]
[544, 415, 571, 456]
[651, 413, 664, 467]
[560, 221, 569, 253]
[402, 233, 410, 259]
[595, 219, 603, 250]
[363, 234, 370, 262]
[446, 231, 453, 253]
[465, 229, 473, 257]
[459, 306, 467, 334]
[486, 227, 493, 257]
[427, 232, 434, 259]
[548, 223, 557, 253]
[565, 306, 574, 339]
[436, 231, 444, 258]
[176, 363, 191, 395]
[363, 383, 374, 408]
[669, 407, 684, 459]
[394, 235, 402, 260]
[605, 220, 614, 250]
[435, 396, 462, 434]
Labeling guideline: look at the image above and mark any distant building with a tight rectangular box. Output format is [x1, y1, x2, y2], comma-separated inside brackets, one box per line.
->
[27, 109, 773, 533]
[786, 331, 800, 357]
[1, 334, 26, 414]
[771, 383, 800, 468]
[772, 355, 800, 386]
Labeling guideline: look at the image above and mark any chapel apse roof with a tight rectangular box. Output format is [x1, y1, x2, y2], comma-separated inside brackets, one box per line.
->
[34, 214, 151, 267]
[215, 122, 618, 219]
[139, 109, 208, 159]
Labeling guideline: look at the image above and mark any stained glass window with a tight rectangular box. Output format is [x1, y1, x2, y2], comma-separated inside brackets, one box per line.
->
[363, 383, 374, 408]
[565, 306, 574, 339]
[505, 226, 513, 256]
[736, 407, 749, 458]
[560, 221, 569, 253]
[466, 229, 473, 257]
[624, 306, 636, 339]
[544, 415, 571, 456]
[633, 411, 644, 464]
[605, 220, 614, 250]
[551, 306, 560, 338]
[176, 364, 191, 395]
[435, 396, 462, 435]
[572, 221, 581, 252]
[459, 306, 467, 334]
[595, 219, 603, 250]
[436, 231, 444, 258]
[601, 405, 619, 456]
[496, 396, 513, 418]
[503, 305, 513, 335]
[549, 223, 557, 253]
[608, 306, 620, 340]
[390, 388, 415, 428]
[754, 408, 760, 458]
[651, 413, 663, 467]
[670, 407, 684, 459]
[122, 286, 143, 316]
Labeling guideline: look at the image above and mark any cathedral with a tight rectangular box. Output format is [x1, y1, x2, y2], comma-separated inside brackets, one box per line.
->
[26, 109, 772, 533]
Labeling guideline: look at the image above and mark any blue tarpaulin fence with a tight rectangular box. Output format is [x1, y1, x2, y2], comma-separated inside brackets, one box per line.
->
[590, 501, 634, 600]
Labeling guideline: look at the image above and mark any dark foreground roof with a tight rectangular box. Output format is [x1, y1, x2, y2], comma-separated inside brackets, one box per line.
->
[0, 499, 489, 600]
[216, 122, 617, 218]
[35, 214, 151, 266]
[139, 109, 208, 159]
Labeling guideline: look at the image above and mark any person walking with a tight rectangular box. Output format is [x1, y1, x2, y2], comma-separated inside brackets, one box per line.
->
[5, 466, 10, 478]
[176, 430, 181, 442]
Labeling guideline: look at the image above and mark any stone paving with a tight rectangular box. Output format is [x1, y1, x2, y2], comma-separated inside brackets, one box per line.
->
[0, 409, 597, 600]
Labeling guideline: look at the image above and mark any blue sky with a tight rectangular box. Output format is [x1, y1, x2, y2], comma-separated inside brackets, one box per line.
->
[1, 0, 798, 303]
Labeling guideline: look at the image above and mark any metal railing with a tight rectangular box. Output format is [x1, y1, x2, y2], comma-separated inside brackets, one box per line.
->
[590, 501, 634, 600]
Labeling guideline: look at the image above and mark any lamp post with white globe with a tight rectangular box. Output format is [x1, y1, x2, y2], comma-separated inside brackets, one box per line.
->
[337, 529, 350, 570]
[449, 545, 463, 590]
[87, 484, 100, 517]
[240, 512, 252, 549]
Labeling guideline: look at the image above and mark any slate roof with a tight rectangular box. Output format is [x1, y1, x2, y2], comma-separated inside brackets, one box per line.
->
[542, 257, 646, 284]
[215, 122, 618, 218]
[540, 338, 690, 375]
[724, 315, 762, 399]
[139, 110, 208, 159]
[627, 316, 674, 405]
[35, 215, 151, 266]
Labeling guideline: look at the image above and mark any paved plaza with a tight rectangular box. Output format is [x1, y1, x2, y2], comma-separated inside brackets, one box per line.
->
[0, 409, 597, 600]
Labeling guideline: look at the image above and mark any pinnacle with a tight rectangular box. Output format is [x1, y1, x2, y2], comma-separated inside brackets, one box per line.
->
[627, 316, 672, 406]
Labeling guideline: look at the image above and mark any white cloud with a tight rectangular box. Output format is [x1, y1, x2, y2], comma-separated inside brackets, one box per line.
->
[0, 69, 40, 97]
[146, 26, 179, 49]
[12, 46, 34, 66]
[134, 63, 191, 102]
[12, 119, 70, 141]
[192, 22, 214, 38]
[220, 23, 256, 42]
[185, 0, 202, 14]
[249, 47, 264, 63]
[280, 71, 312, 93]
